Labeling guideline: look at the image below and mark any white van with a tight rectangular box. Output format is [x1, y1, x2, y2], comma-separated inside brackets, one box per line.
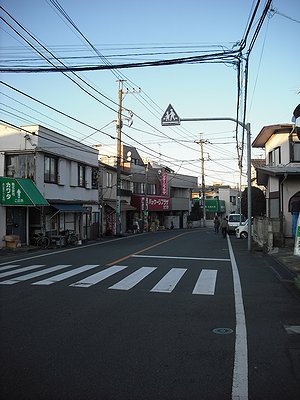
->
[228, 214, 246, 233]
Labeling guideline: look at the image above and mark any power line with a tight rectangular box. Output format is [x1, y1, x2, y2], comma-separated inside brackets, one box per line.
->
[0, 81, 116, 140]
[269, 7, 300, 24]
[0, 120, 100, 155]
[0, 6, 120, 114]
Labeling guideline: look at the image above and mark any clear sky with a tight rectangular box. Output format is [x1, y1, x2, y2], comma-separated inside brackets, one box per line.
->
[1, 0, 299, 187]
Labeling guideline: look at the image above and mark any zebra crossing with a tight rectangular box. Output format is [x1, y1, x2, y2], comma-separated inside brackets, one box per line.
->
[0, 263, 219, 295]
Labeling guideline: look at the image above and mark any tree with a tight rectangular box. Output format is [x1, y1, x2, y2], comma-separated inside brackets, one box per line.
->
[241, 187, 266, 217]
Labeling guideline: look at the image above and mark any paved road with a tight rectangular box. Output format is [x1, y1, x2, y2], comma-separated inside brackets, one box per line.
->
[1, 229, 299, 399]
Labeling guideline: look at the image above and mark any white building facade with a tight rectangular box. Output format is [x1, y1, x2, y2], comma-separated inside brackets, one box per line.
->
[0, 124, 99, 247]
[253, 124, 300, 241]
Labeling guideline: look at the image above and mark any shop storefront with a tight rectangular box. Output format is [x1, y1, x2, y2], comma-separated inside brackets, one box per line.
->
[103, 201, 136, 235]
[48, 203, 89, 241]
[131, 194, 170, 231]
[0, 177, 49, 246]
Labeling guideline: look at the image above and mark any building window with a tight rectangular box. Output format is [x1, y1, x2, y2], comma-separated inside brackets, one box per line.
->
[148, 184, 156, 195]
[268, 146, 281, 166]
[291, 142, 300, 162]
[44, 155, 58, 183]
[133, 182, 144, 194]
[106, 172, 113, 187]
[78, 164, 85, 187]
[133, 182, 139, 193]
[92, 167, 98, 189]
[121, 179, 131, 191]
[6, 154, 35, 179]
[230, 195, 236, 205]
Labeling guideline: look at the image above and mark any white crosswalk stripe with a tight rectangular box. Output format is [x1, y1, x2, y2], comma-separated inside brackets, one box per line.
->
[0, 263, 219, 295]
[150, 268, 187, 293]
[0, 265, 71, 285]
[109, 267, 157, 291]
[0, 265, 46, 279]
[192, 269, 217, 295]
[0, 264, 21, 272]
[32, 264, 100, 285]
[70, 265, 128, 288]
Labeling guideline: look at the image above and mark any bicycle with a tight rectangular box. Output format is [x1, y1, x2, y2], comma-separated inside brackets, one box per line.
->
[32, 232, 50, 249]
[60, 230, 79, 245]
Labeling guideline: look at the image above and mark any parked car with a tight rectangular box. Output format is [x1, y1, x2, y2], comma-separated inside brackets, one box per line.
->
[235, 219, 251, 239]
[228, 214, 246, 234]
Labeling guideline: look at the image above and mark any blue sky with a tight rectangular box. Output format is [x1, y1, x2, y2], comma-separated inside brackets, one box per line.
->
[1, 0, 299, 187]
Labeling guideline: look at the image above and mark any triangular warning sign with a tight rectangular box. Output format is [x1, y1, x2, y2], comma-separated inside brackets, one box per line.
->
[161, 104, 180, 126]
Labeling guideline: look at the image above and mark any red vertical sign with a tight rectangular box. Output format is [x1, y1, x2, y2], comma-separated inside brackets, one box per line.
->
[161, 171, 168, 196]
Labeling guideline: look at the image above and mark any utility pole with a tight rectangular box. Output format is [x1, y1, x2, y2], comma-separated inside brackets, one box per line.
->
[195, 138, 209, 227]
[143, 161, 149, 232]
[116, 79, 125, 236]
[115, 80, 138, 236]
[97, 164, 104, 238]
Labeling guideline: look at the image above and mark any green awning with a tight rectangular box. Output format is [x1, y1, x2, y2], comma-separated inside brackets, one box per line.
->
[0, 177, 49, 206]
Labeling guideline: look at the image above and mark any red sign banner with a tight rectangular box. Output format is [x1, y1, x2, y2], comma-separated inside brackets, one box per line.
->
[131, 195, 170, 211]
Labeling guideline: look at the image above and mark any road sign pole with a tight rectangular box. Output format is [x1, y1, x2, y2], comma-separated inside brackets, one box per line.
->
[161, 108, 252, 251]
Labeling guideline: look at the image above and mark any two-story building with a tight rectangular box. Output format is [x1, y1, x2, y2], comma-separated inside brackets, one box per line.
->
[252, 124, 300, 242]
[99, 144, 197, 230]
[0, 123, 100, 247]
[98, 161, 135, 235]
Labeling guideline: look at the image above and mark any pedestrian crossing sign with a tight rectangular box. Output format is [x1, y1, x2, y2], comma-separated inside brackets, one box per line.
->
[161, 104, 180, 126]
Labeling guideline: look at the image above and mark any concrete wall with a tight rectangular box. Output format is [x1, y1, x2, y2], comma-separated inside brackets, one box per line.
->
[253, 217, 284, 249]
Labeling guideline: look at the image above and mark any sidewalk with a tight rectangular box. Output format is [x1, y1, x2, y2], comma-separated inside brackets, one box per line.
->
[269, 245, 300, 276]
[0, 244, 60, 261]
[0, 236, 124, 261]
[0, 239, 103, 261]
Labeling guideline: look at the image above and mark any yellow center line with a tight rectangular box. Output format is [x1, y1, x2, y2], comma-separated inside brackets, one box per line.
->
[106, 232, 188, 266]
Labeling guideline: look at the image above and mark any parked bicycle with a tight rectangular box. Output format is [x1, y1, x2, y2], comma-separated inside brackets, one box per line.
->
[60, 230, 79, 246]
[32, 232, 50, 249]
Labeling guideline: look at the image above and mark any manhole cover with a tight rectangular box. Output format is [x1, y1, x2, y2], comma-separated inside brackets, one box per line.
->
[212, 328, 234, 335]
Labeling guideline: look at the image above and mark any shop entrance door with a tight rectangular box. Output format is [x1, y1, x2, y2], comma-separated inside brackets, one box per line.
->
[6, 207, 26, 244]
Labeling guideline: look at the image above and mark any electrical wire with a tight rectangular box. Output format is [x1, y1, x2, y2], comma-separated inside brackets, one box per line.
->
[0, 6, 121, 114]
[0, 2, 269, 186]
[0, 81, 116, 140]
[0, 119, 101, 155]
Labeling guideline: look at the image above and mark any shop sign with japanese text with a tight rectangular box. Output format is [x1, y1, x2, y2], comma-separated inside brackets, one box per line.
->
[0, 177, 30, 205]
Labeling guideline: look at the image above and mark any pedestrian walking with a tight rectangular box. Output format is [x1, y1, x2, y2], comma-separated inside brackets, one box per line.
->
[133, 218, 140, 234]
[220, 217, 229, 238]
[213, 216, 220, 234]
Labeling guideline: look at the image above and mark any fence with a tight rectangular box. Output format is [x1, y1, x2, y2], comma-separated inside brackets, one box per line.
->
[253, 217, 284, 251]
